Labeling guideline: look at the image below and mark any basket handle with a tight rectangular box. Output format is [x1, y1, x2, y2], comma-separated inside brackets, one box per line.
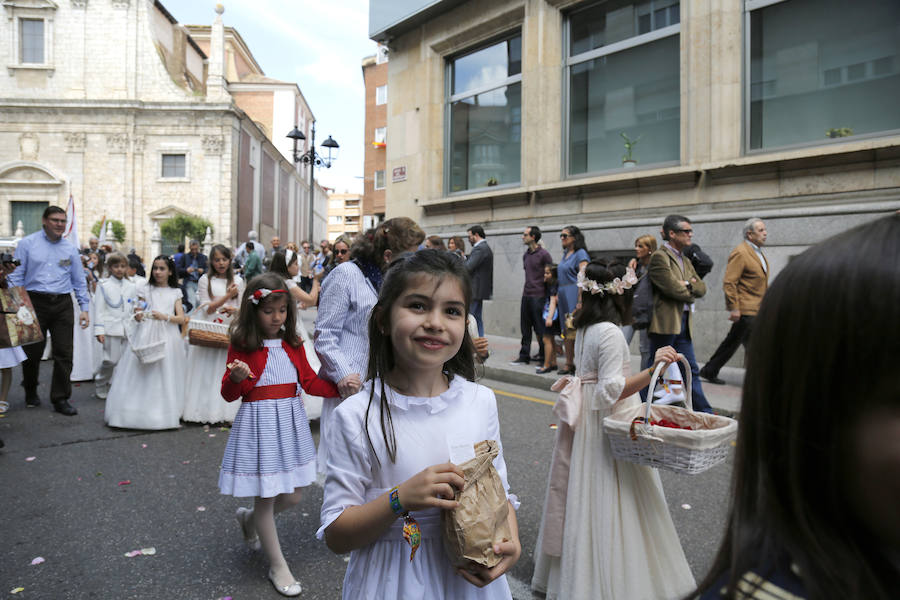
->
[644, 355, 693, 421]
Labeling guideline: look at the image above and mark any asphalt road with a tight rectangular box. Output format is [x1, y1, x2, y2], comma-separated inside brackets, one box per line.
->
[0, 372, 732, 599]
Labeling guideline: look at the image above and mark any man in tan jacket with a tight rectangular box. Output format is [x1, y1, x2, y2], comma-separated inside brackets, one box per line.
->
[648, 214, 712, 412]
[700, 218, 769, 384]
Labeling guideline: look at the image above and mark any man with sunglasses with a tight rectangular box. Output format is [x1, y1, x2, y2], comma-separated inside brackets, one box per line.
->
[646, 215, 712, 413]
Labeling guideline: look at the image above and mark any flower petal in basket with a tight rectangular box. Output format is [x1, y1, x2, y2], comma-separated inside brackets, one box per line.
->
[605, 403, 737, 451]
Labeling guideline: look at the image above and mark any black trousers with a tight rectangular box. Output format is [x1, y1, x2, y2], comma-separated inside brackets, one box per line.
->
[518, 295, 546, 361]
[703, 315, 755, 377]
[21, 292, 75, 403]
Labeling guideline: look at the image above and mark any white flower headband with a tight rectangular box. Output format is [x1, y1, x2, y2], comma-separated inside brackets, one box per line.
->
[576, 265, 638, 296]
[250, 288, 286, 304]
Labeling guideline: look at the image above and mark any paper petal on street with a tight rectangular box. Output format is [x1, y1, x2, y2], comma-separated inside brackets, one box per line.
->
[681, 503, 692, 510]
[196, 506, 206, 511]
[31, 557, 45, 565]
[25, 456, 36, 461]
[549, 423, 558, 430]
[141, 444, 147, 448]
[118, 480, 131, 486]
[124, 550, 142, 557]
[140, 547, 156, 555]
[208, 434, 216, 437]
[10, 587, 24, 594]
[182, 460, 191, 464]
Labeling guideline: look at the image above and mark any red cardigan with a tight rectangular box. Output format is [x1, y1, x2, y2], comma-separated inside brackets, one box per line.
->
[220, 341, 339, 402]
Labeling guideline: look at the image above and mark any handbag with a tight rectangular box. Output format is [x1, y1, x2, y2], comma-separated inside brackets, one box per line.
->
[0, 286, 44, 348]
[631, 272, 654, 330]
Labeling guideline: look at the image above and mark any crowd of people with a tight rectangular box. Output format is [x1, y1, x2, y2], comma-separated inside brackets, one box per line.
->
[2, 205, 898, 599]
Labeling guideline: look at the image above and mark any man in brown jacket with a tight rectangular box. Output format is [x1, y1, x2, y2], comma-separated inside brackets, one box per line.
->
[700, 218, 768, 384]
[648, 214, 712, 412]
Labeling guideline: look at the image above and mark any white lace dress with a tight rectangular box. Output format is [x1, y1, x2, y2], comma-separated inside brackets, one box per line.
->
[104, 285, 186, 430]
[318, 377, 516, 600]
[531, 322, 695, 600]
[182, 275, 244, 424]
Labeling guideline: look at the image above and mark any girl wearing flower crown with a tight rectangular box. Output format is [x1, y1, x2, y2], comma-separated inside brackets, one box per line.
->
[531, 260, 694, 599]
[219, 273, 338, 597]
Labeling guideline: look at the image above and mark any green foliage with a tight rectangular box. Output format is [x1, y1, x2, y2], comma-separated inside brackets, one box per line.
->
[621, 132, 641, 162]
[160, 214, 213, 245]
[91, 219, 126, 243]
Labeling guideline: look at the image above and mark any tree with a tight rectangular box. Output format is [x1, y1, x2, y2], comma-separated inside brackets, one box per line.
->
[91, 219, 126, 243]
[160, 214, 213, 246]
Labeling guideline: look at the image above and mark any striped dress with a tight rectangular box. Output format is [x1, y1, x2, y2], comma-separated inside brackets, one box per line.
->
[218, 339, 316, 498]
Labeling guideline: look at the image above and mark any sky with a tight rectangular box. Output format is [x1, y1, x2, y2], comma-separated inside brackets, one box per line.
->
[169, 0, 378, 194]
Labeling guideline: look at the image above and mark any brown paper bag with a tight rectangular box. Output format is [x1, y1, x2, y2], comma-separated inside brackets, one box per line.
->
[441, 439, 511, 568]
[0, 286, 43, 348]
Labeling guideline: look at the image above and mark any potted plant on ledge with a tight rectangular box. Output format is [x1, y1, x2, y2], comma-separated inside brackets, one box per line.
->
[621, 132, 641, 168]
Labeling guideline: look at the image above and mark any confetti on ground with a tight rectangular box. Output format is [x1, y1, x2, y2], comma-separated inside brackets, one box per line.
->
[549, 424, 558, 430]
[217, 597, 233, 600]
[77, 477, 82, 481]
[681, 504, 692, 510]
[219, 427, 229, 431]
[208, 434, 216, 438]
[30, 557, 45, 565]
[203, 424, 210, 432]
[196, 506, 206, 512]
[10, 587, 24, 594]
[182, 460, 191, 464]
[343, 556, 350, 563]
[141, 444, 147, 448]
[25, 456, 36, 462]
[124, 547, 156, 557]
[302, 512, 309, 517]
[118, 480, 131, 486]
[96, 472, 103, 477]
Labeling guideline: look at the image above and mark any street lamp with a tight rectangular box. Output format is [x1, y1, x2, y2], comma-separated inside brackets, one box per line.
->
[287, 124, 339, 241]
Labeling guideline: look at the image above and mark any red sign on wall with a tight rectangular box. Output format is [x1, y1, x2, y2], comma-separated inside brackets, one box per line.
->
[392, 166, 407, 183]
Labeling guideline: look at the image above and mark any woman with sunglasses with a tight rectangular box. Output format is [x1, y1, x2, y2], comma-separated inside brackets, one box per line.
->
[556, 226, 590, 374]
[323, 236, 352, 278]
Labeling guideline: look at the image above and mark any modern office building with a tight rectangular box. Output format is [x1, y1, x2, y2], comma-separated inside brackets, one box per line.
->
[369, 0, 900, 362]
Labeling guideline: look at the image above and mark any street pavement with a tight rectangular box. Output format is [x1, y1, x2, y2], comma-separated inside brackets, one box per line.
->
[1, 316, 738, 599]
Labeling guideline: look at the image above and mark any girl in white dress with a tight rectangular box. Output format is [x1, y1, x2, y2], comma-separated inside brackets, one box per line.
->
[531, 260, 695, 600]
[319, 249, 521, 600]
[182, 245, 244, 424]
[0, 262, 25, 415]
[104, 256, 187, 430]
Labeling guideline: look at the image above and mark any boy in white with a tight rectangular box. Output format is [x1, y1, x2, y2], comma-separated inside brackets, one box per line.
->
[94, 253, 138, 399]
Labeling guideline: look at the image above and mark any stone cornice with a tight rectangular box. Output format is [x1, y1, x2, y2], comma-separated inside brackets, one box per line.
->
[0, 99, 235, 112]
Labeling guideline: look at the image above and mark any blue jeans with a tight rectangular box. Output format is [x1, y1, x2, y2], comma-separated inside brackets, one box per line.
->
[184, 280, 198, 312]
[647, 312, 713, 413]
[470, 300, 484, 337]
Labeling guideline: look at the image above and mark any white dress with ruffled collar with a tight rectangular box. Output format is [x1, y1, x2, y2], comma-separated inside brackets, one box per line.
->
[318, 375, 516, 600]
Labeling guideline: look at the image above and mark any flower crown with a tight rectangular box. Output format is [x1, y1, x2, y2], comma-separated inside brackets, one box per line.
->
[576, 266, 638, 296]
[250, 288, 287, 304]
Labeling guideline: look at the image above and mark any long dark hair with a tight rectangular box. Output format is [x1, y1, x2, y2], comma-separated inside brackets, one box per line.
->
[694, 214, 900, 600]
[562, 225, 587, 253]
[149, 255, 178, 288]
[229, 272, 300, 351]
[268, 250, 295, 279]
[207, 244, 234, 299]
[571, 261, 632, 329]
[364, 249, 476, 464]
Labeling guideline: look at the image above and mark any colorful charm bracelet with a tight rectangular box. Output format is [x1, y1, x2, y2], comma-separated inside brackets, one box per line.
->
[389, 486, 421, 561]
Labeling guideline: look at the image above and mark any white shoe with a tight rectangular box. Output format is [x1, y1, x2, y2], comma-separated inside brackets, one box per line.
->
[268, 569, 302, 597]
[236, 507, 261, 551]
[655, 385, 685, 405]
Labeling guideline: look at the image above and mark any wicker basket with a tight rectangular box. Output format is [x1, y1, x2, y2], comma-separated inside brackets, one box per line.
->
[187, 317, 230, 349]
[602, 357, 737, 474]
[126, 318, 167, 364]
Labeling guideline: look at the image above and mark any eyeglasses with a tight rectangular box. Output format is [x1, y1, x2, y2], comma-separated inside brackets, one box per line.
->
[336, 248, 349, 255]
[676, 229, 694, 234]
[559, 233, 571, 239]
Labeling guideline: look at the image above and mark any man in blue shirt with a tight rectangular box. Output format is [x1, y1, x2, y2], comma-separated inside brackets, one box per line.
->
[9, 206, 90, 415]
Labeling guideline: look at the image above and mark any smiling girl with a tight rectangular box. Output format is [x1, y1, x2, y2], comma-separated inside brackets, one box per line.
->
[319, 249, 521, 599]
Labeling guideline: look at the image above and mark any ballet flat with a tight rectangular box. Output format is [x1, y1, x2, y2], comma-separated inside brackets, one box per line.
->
[268, 569, 302, 597]
[235, 507, 261, 551]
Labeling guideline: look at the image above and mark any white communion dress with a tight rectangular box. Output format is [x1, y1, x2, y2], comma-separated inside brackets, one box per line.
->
[181, 274, 244, 424]
[104, 284, 186, 430]
[318, 376, 516, 600]
[531, 322, 695, 600]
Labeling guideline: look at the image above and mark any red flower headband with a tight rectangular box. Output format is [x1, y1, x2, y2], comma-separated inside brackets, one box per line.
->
[250, 288, 287, 304]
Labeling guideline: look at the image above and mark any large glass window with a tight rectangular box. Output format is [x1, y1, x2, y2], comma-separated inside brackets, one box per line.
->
[447, 34, 522, 193]
[161, 154, 186, 178]
[748, 0, 900, 150]
[566, 1, 680, 175]
[20, 19, 44, 64]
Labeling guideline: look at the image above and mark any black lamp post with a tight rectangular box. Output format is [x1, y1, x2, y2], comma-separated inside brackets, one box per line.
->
[287, 124, 339, 242]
